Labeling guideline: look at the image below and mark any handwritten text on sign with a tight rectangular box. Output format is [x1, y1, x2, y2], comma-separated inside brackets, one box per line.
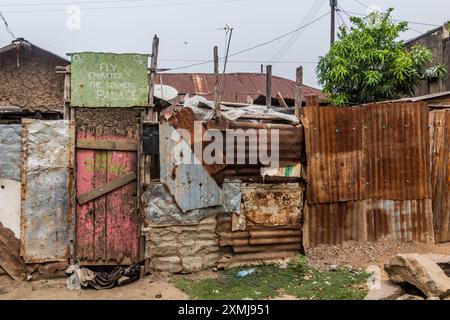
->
[71, 52, 149, 107]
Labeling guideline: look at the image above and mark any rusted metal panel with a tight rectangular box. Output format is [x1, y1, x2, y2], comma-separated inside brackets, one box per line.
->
[302, 106, 365, 203]
[216, 214, 302, 268]
[159, 122, 223, 212]
[155, 73, 325, 104]
[0, 124, 21, 181]
[303, 102, 431, 204]
[430, 110, 450, 243]
[363, 103, 431, 200]
[20, 119, 74, 263]
[75, 129, 139, 265]
[241, 183, 304, 226]
[303, 199, 434, 248]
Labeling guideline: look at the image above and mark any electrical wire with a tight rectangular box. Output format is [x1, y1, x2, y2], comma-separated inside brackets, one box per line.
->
[159, 59, 319, 64]
[163, 11, 330, 72]
[269, 0, 326, 64]
[339, 7, 440, 27]
[353, 0, 369, 9]
[0, 10, 15, 39]
[2, 0, 248, 13]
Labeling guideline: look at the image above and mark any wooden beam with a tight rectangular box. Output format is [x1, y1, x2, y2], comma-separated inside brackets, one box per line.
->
[294, 66, 303, 118]
[266, 65, 272, 107]
[63, 65, 71, 120]
[76, 139, 138, 151]
[277, 91, 289, 108]
[144, 35, 160, 185]
[213, 46, 221, 119]
[77, 171, 137, 205]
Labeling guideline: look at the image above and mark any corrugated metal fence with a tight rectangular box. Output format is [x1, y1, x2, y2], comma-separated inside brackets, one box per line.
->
[302, 103, 435, 248]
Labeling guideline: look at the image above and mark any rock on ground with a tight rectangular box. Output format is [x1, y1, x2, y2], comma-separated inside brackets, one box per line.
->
[384, 254, 450, 298]
[364, 280, 404, 300]
[396, 294, 425, 300]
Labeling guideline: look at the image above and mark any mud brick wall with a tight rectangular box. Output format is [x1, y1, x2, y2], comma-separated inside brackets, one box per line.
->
[0, 47, 67, 112]
[143, 216, 220, 273]
[75, 108, 141, 137]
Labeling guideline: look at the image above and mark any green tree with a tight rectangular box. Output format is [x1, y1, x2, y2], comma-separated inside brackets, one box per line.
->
[317, 8, 447, 106]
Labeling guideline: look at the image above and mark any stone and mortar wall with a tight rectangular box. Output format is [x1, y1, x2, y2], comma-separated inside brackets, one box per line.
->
[143, 216, 220, 273]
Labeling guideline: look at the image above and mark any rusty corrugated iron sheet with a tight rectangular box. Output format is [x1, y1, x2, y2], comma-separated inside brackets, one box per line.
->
[430, 110, 450, 243]
[216, 183, 304, 267]
[156, 73, 325, 104]
[304, 199, 434, 248]
[217, 214, 302, 268]
[302, 102, 431, 204]
[20, 119, 74, 263]
[302, 102, 434, 247]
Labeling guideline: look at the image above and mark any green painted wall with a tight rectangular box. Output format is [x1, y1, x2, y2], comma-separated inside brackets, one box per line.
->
[71, 52, 148, 107]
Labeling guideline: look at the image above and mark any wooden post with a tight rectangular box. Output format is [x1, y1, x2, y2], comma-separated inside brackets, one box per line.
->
[213, 46, 221, 119]
[63, 65, 71, 120]
[295, 66, 303, 118]
[266, 65, 272, 107]
[143, 35, 159, 186]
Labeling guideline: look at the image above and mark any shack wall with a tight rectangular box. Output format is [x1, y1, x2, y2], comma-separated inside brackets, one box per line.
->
[0, 46, 67, 112]
[302, 103, 434, 248]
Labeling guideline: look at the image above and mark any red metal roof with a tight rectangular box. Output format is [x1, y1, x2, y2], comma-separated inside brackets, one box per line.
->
[155, 73, 324, 104]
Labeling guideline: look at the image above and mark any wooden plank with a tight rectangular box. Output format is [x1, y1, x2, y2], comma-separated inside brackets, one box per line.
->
[76, 139, 138, 151]
[76, 129, 95, 261]
[0, 224, 34, 281]
[277, 91, 289, 108]
[93, 149, 107, 260]
[77, 171, 137, 205]
[106, 140, 139, 263]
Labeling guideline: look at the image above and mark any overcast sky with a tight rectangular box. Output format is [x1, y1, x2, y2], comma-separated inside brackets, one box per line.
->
[0, 0, 449, 87]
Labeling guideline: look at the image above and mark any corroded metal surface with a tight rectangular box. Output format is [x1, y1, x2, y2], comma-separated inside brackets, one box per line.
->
[241, 183, 304, 226]
[304, 199, 434, 248]
[0, 124, 21, 181]
[302, 103, 431, 204]
[20, 120, 74, 263]
[159, 122, 223, 212]
[216, 214, 302, 268]
[430, 110, 450, 243]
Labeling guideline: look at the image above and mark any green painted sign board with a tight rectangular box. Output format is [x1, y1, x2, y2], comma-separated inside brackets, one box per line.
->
[71, 52, 149, 107]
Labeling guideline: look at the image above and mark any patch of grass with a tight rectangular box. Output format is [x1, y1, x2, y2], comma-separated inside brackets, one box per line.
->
[173, 256, 370, 300]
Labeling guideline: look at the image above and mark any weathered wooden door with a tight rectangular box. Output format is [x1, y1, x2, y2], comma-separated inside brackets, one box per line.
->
[75, 127, 139, 265]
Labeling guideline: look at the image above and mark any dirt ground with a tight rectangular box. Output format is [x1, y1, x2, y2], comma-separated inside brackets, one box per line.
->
[1, 240, 449, 300]
[306, 240, 450, 280]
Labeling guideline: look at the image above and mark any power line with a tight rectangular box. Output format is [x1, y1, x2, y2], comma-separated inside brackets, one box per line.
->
[339, 7, 440, 27]
[159, 59, 319, 64]
[270, 0, 326, 63]
[163, 11, 330, 72]
[2, 0, 248, 13]
[353, 0, 369, 9]
[0, 11, 15, 39]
